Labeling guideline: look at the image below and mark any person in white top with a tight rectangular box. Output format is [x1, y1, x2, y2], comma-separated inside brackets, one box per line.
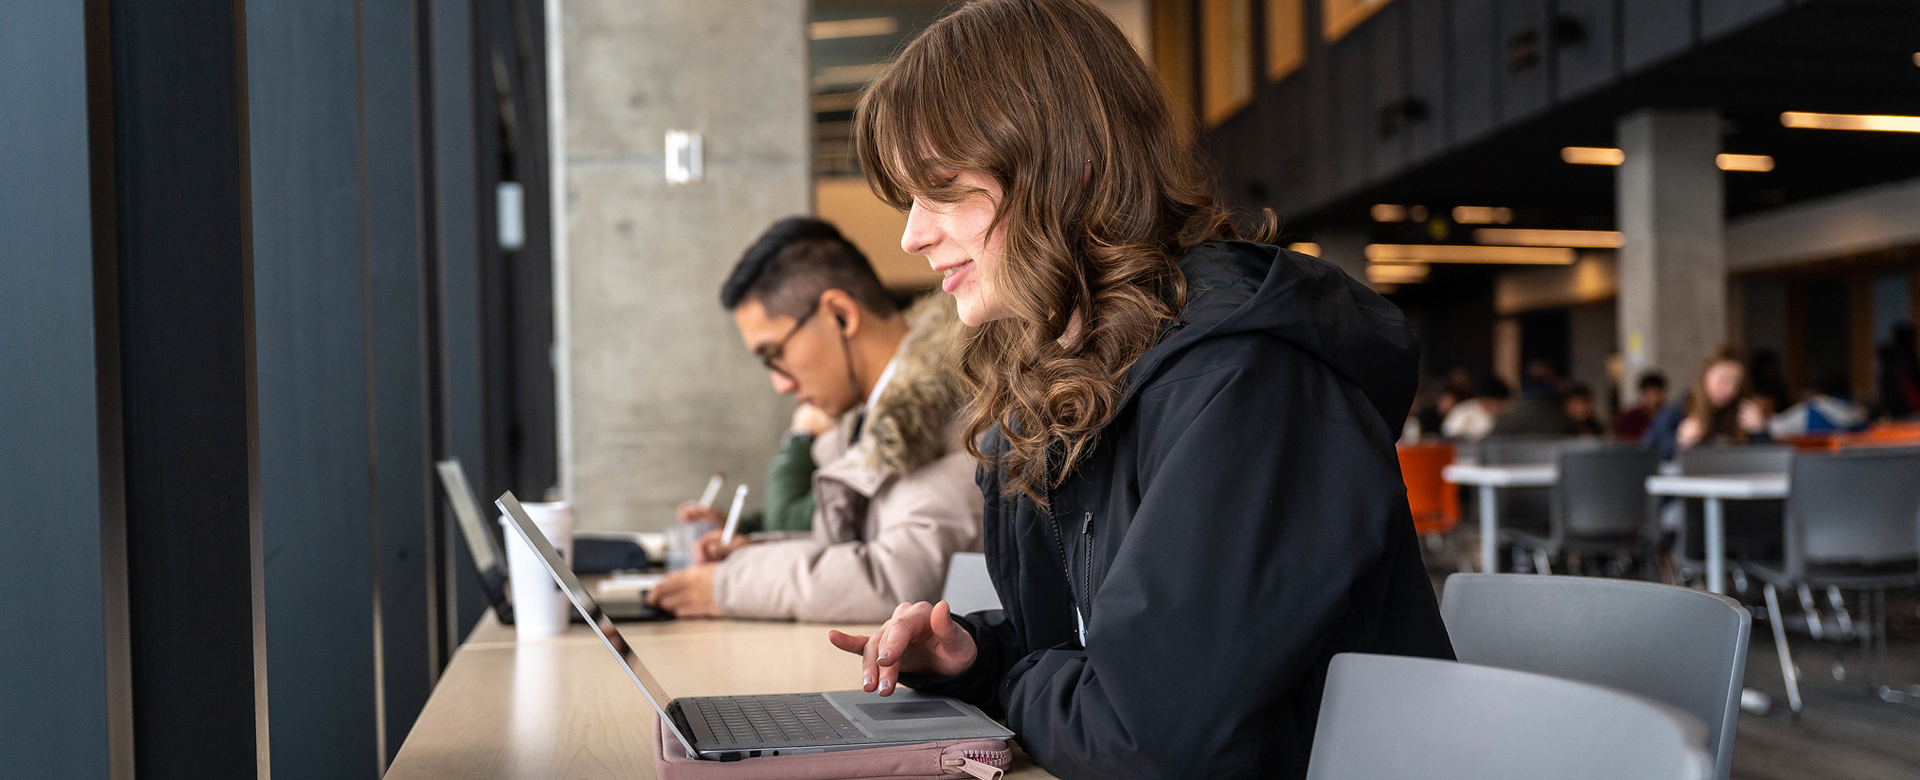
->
[1441, 376, 1512, 441]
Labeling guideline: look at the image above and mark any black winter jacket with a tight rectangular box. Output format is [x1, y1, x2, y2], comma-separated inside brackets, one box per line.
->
[901, 242, 1454, 780]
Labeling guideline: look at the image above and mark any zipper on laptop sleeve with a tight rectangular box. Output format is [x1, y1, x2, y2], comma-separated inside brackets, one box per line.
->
[942, 744, 1012, 779]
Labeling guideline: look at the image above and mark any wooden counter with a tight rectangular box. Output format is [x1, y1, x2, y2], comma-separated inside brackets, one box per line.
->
[386, 612, 1056, 779]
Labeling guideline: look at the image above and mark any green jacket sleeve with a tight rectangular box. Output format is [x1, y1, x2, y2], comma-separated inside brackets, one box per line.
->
[761, 431, 817, 532]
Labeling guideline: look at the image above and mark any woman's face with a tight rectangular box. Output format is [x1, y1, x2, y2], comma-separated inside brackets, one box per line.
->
[1703, 360, 1744, 407]
[900, 170, 1009, 326]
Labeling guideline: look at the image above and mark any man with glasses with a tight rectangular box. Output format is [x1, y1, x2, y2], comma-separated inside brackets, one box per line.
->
[648, 217, 983, 622]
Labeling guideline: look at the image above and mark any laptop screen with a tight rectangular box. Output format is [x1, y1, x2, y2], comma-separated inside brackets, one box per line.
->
[435, 459, 505, 580]
[495, 491, 697, 757]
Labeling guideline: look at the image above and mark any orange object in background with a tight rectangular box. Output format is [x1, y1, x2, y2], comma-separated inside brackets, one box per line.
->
[1398, 443, 1459, 536]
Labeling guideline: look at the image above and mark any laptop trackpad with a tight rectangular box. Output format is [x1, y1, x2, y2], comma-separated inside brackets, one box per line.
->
[855, 700, 967, 721]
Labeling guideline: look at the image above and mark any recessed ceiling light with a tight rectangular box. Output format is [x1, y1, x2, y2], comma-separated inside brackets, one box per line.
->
[1365, 244, 1576, 265]
[1473, 228, 1623, 249]
[1781, 111, 1920, 134]
[1367, 263, 1431, 284]
[1562, 146, 1624, 166]
[809, 17, 899, 40]
[1716, 153, 1774, 172]
[1371, 204, 1410, 222]
[1452, 206, 1514, 225]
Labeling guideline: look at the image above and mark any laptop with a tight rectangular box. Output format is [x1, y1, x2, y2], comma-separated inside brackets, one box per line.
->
[435, 460, 669, 624]
[496, 491, 1014, 761]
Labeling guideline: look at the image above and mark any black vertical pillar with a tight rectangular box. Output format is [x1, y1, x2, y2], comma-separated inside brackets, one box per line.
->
[107, 0, 269, 777]
[362, 0, 440, 765]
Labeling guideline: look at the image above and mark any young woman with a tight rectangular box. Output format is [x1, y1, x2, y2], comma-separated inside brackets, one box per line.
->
[824, 1, 1453, 777]
[1647, 346, 1771, 459]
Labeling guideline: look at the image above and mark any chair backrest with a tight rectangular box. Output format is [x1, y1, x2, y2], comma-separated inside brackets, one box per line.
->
[1474, 437, 1578, 529]
[940, 552, 1001, 614]
[1788, 449, 1920, 567]
[1679, 444, 1793, 476]
[1439, 573, 1749, 780]
[1552, 443, 1659, 538]
[1397, 443, 1459, 534]
[1674, 445, 1792, 563]
[1306, 653, 1711, 780]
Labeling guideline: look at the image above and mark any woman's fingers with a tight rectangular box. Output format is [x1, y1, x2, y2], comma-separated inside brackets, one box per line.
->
[826, 629, 868, 655]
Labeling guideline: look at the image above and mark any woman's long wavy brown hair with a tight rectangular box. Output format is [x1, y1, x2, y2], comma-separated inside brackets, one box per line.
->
[855, 0, 1271, 503]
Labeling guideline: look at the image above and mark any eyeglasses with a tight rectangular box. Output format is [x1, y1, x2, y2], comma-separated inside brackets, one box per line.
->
[756, 302, 822, 379]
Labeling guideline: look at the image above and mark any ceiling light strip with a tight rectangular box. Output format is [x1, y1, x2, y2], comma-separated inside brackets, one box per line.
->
[1472, 228, 1623, 249]
[1365, 244, 1577, 265]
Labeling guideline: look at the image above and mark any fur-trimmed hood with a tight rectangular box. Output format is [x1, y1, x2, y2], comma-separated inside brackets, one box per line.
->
[860, 293, 967, 475]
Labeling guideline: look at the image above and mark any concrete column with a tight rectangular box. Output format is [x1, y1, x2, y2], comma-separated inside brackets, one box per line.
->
[1616, 108, 1725, 407]
[557, 1, 807, 530]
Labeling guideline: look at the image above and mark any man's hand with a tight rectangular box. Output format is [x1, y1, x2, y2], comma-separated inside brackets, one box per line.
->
[694, 528, 754, 563]
[648, 563, 723, 617]
[791, 403, 837, 436]
[677, 501, 724, 525]
[826, 601, 977, 696]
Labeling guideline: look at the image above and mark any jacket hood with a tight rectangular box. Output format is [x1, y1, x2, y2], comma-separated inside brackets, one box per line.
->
[861, 293, 967, 475]
[1124, 241, 1420, 430]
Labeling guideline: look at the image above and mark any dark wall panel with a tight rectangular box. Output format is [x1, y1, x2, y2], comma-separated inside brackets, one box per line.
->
[1332, 24, 1374, 195]
[1404, 0, 1450, 165]
[1702, 0, 1787, 40]
[1554, 0, 1619, 100]
[1497, 0, 1552, 123]
[1370, 4, 1409, 181]
[1450, 0, 1498, 144]
[360, 0, 437, 764]
[1621, 0, 1696, 73]
[431, 0, 491, 643]
[0, 4, 117, 778]
[245, 1, 380, 776]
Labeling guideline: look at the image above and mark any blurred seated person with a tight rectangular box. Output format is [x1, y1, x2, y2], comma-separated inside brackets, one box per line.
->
[1562, 382, 1606, 437]
[1646, 347, 1770, 460]
[648, 217, 983, 621]
[1490, 374, 1575, 437]
[1877, 321, 1920, 419]
[1768, 371, 1868, 439]
[1611, 372, 1666, 441]
[1441, 376, 1510, 441]
[677, 402, 836, 534]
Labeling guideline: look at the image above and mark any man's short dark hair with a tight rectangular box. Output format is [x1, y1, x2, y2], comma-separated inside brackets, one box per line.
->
[720, 217, 897, 319]
[1638, 372, 1667, 392]
[1564, 382, 1593, 401]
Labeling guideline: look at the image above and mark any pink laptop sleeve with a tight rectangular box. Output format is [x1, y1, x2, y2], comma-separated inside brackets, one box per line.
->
[649, 717, 1012, 780]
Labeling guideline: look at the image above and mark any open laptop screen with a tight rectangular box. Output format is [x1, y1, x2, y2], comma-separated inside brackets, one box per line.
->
[495, 491, 696, 757]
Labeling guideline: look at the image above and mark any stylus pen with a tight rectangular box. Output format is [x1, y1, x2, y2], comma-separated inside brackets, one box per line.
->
[696, 472, 725, 509]
[720, 484, 749, 545]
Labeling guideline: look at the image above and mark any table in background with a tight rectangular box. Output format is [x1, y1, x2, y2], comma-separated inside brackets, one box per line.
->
[1442, 464, 1558, 573]
[1645, 473, 1790, 595]
[385, 612, 1057, 780]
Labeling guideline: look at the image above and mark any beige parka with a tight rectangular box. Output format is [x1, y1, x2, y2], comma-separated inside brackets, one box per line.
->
[710, 295, 984, 622]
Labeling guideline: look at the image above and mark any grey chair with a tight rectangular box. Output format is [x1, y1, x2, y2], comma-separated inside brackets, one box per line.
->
[1439, 573, 1750, 780]
[1473, 436, 1581, 551]
[940, 551, 1001, 615]
[1306, 653, 1712, 780]
[1674, 444, 1793, 584]
[1507, 443, 1660, 575]
[1745, 448, 1920, 715]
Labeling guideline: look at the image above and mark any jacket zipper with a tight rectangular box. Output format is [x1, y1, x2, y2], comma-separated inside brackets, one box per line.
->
[1041, 446, 1081, 645]
[1080, 510, 1094, 625]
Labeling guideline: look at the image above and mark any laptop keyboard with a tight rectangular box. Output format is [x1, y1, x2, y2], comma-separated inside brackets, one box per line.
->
[691, 693, 865, 746]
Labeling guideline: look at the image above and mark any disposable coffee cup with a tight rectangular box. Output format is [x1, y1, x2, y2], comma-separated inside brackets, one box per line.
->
[500, 501, 575, 640]
[665, 519, 718, 572]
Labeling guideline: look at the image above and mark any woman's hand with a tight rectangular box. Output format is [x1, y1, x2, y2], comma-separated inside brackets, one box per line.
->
[1738, 398, 1768, 434]
[1677, 416, 1705, 450]
[827, 600, 976, 696]
[791, 403, 837, 436]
